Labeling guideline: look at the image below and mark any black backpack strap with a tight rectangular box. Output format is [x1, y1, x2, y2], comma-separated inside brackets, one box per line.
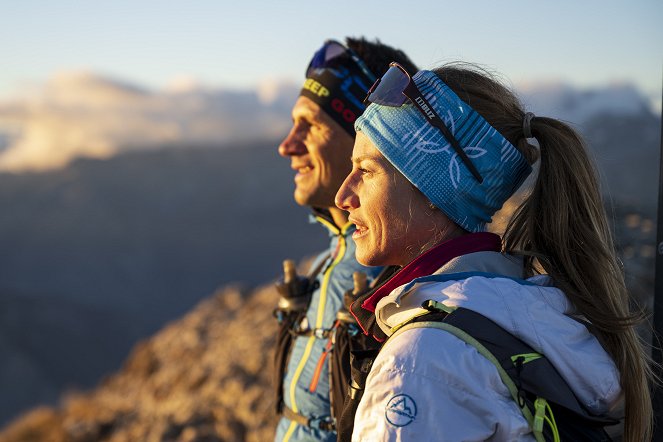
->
[335, 342, 381, 442]
[442, 308, 616, 424]
[333, 266, 400, 442]
[393, 304, 616, 441]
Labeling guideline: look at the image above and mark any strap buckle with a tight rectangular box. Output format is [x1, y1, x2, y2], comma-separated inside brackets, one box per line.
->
[308, 416, 335, 432]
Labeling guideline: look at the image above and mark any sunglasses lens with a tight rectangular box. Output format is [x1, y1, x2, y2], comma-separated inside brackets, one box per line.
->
[306, 41, 346, 76]
[366, 65, 409, 106]
[323, 42, 346, 61]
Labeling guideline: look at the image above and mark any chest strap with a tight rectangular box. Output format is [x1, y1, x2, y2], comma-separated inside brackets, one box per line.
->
[282, 405, 335, 432]
[290, 326, 335, 339]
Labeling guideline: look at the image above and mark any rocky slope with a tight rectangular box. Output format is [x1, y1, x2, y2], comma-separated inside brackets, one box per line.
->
[0, 280, 285, 442]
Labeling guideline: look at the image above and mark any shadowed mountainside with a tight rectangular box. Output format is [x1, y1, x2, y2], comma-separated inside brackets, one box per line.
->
[0, 142, 327, 425]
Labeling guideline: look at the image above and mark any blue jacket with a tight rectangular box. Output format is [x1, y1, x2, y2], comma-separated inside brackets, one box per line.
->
[275, 213, 383, 442]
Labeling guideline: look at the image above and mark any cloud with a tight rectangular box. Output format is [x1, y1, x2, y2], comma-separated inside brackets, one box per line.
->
[0, 71, 299, 172]
[0, 71, 654, 173]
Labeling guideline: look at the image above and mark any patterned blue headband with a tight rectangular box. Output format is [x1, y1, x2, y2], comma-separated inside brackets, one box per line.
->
[355, 70, 532, 232]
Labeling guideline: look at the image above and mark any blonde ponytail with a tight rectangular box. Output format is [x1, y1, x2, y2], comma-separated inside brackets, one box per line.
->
[434, 63, 653, 442]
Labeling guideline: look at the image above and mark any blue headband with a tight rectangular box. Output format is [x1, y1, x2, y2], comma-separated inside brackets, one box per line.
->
[355, 70, 532, 232]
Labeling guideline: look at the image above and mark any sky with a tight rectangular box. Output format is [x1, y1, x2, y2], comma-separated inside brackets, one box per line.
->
[1, 0, 662, 106]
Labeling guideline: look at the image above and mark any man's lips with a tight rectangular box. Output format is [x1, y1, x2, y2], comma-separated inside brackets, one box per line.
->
[293, 165, 313, 179]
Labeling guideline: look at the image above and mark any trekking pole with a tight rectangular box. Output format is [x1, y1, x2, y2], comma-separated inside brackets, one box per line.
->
[337, 271, 368, 324]
[353, 271, 368, 295]
[652, 83, 663, 440]
[275, 259, 311, 313]
[283, 259, 297, 284]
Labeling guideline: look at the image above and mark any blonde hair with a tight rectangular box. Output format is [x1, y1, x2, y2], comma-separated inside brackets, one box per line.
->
[433, 63, 653, 441]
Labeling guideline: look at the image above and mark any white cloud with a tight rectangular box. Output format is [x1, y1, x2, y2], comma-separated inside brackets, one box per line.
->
[0, 71, 654, 173]
[257, 77, 300, 106]
[0, 71, 298, 172]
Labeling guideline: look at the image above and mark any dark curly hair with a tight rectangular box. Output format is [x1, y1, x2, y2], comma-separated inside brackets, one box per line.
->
[345, 36, 418, 78]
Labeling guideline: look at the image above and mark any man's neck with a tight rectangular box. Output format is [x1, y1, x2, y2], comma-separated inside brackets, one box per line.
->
[328, 207, 349, 229]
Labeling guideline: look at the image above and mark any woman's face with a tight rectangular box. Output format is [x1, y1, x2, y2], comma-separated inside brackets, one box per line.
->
[335, 132, 452, 267]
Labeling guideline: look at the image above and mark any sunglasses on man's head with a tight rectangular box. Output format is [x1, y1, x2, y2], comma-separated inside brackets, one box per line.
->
[364, 62, 483, 183]
[306, 40, 375, 82]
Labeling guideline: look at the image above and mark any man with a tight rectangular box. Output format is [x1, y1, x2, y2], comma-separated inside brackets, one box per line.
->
[274, 37, 417, 442]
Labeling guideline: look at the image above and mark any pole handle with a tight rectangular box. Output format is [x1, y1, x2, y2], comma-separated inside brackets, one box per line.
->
[353, 271, 367, 295]
[283, 259, 297, 284]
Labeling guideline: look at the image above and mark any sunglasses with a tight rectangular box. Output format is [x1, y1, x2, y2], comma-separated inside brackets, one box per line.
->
[306, 40, 376, 82]
[364, 63, 483, 183]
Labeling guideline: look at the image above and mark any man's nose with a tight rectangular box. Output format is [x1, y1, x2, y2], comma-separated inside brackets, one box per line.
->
[278, 128, 307, 157]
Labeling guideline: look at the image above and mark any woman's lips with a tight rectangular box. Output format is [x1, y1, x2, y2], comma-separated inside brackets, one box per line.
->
[350, 218, 368, 239]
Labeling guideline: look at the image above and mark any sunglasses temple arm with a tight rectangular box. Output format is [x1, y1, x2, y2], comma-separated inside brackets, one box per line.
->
[363, 78, 381, 105]
[404, 86, 483, 183]
[429, 119, 483, 183]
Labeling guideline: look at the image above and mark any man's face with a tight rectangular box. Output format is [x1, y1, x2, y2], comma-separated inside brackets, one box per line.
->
[278, 96, 354, 208]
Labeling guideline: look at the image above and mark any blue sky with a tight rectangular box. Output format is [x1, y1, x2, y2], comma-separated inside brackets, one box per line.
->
[1, 0, 661, 105]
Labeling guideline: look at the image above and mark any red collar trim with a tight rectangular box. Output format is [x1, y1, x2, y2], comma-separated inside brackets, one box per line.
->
[360, 232, 501, 313]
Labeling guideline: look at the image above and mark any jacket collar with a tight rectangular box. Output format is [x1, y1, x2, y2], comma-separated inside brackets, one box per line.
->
[310, 207, 354, 237]
[350, 232, 501, 341]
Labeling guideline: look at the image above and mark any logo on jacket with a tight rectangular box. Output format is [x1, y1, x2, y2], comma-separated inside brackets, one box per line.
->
[385, 394, 417, 427]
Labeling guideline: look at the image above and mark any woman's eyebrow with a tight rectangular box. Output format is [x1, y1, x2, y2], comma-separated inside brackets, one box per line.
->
[351, 155, 380, 165]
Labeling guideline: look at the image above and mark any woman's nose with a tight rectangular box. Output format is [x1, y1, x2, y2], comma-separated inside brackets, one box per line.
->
[335, 174, 359, 211]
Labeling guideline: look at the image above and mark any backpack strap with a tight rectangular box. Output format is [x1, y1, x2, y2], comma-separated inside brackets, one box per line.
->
[391, 304, 618, 441]
[282, 405, 335, 432]
[273, 253, 330, 415]
[391, 313, 543, 441]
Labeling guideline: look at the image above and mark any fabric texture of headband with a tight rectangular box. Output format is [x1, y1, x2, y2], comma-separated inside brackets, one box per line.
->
[355, 70, 532, 232]
[299, 54, 375, 136]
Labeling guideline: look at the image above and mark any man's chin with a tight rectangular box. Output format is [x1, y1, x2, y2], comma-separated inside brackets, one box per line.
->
[294, 189, 332, 209]
[293, 189, 311, 207]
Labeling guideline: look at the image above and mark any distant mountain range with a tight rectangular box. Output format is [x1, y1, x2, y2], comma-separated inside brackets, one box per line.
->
[0, 77, 659, 427]
[518, 81, 655, 125]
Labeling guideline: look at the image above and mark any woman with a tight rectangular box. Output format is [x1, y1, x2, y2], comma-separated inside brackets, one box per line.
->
[334, 63, 652, 441]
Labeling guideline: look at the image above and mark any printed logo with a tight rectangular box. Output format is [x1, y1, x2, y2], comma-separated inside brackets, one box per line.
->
[414, 96, 436, 119]
[302, 78, 329, 97]
[385, 394, 417, 427]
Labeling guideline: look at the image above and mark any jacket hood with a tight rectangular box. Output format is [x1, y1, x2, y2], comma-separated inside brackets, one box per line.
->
[374, 251, 622, 417]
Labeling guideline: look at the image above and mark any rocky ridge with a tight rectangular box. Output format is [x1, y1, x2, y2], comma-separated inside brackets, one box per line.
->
[0, 281, 283, 442]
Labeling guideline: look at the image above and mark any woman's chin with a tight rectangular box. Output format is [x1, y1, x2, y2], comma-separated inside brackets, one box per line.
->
[355, 250, 388, 268]
[355, 251, 374, 267]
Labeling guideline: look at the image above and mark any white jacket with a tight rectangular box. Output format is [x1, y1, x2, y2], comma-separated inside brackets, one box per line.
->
[352, 251, 621, 441]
